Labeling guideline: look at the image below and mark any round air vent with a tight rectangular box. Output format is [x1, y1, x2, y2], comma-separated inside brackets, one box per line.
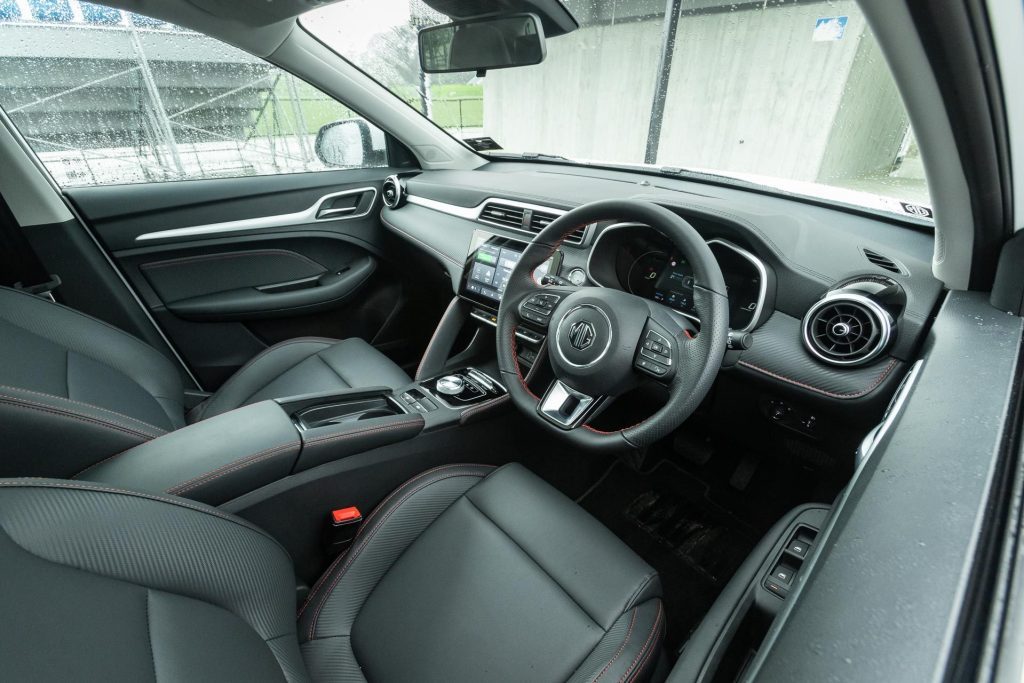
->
[801, 291, 894, 366]
[382, 175, 404, 209]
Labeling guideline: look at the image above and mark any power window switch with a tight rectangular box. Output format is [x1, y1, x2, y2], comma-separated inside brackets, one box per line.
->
[770, 565, 794, 586]
[786, 539, 810, 558]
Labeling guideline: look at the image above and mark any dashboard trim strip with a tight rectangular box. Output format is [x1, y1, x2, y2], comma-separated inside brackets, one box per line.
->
[135, 187, 378, 242]
[405, 194, 589, 245]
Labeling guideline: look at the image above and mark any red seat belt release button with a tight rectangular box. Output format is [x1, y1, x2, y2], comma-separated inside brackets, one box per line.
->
[331, 506, 362, 526]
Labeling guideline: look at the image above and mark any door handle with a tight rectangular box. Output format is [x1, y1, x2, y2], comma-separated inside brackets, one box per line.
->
[316, 190, 373, 220]
[316, 206, 359, 218]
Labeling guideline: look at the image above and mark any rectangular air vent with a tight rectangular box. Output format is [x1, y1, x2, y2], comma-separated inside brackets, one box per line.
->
[478, 202, 587, 245]
[861, 247, 907, 275]
[479, 202, 526, 229]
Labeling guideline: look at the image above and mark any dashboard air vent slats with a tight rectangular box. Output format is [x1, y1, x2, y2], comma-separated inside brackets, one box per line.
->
[801, 292, 894, 366]
[861, 247, 907, 275]
[479, 202, 526, 229]
[478, 202, 585, 244]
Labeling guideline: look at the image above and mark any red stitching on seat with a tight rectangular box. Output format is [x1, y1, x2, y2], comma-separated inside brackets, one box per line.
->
[621, 602, 663, 683]
[592, 608, 638, 683]
[303, 466, 491, 639]
[0, 395, 159, 441]
[0, 385, 168, 435]
[166, 441, 300, 495]
[736, 358, 898, 399]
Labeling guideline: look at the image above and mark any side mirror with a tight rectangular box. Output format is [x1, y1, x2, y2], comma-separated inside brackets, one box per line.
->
[315, 119, 381, 168]
[419, 13, 546, 75]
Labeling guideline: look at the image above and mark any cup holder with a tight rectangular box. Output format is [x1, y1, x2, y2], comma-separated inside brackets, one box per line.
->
[295, 397, 400, 430]
[357, 409, 394, 421]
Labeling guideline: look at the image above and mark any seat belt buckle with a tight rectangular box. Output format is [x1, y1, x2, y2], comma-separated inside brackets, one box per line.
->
[14, 274, 61, 302]
[323, 506, 362, 557]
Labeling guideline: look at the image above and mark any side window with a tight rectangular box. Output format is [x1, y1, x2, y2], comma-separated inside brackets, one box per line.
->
[0, 2, 387, 187]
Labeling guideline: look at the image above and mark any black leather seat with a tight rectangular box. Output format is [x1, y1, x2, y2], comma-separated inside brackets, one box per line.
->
[0, 286, 410, 478]
[0, 463, 665, 682]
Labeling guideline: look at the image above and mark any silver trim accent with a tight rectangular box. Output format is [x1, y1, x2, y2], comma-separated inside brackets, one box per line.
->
[135, 186, 378, 242]
[856, 359, 923, 467]
[405, 194, 590, 245]
[554, 304, 613, 368]
[801, 290, 895, 366]
[707, 238, 769, 333]
[382, 175, 403, 209]
[421, 367, 507, 410]
[585, 223, 770, 332]
[538, 379, 596, 428]
[469, 309, 544, 344]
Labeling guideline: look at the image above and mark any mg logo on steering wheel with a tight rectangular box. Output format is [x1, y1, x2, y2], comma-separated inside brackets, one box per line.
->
[568, 320, 596, 351]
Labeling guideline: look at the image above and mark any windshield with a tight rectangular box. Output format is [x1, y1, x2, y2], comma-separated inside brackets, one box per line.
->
[303, 0, 932, 221]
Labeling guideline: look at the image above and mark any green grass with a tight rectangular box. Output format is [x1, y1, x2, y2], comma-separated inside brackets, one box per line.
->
[247, 77, 483, 138]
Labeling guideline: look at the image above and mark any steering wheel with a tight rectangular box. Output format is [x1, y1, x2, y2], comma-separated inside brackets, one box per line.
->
[496, 199, 729, 452]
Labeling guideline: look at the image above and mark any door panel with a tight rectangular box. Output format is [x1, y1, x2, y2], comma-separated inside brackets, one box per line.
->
[66, 170, 445, 390]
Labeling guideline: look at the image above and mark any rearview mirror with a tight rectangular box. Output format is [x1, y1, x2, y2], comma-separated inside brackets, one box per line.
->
[419, 14, 546, 75]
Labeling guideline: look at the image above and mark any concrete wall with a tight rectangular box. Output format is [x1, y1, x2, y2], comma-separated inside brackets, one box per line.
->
[484, 18, 663, 164]
[482, 0, 909, 186]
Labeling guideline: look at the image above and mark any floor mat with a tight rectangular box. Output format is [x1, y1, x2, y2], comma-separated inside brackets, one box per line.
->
[577, 459, 758, 650]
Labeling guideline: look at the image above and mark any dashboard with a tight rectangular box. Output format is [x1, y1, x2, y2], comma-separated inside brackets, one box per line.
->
[379, 162, 944, 415]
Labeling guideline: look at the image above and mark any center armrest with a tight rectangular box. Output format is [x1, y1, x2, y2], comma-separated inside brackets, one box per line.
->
[74, 393, 427, 506]
[74, 401, 302, 505]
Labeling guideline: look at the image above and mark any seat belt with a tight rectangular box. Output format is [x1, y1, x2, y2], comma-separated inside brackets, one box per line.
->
[0, 191, 60, 301]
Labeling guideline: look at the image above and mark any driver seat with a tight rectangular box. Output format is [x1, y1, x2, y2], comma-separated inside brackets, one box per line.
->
[0, 463, 665, 682]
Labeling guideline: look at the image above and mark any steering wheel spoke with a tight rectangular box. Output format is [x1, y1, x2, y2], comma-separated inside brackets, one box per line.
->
[536, 379, 607, 430]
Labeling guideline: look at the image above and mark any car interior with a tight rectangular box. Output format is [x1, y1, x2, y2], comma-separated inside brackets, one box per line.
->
[2, 0, 1024, 681]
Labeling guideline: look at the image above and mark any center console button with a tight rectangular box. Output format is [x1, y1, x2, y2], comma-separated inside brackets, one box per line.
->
[436, 375, 465, 396]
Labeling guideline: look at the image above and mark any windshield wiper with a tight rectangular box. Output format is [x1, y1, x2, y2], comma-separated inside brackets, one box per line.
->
[486, 151, 576, 162]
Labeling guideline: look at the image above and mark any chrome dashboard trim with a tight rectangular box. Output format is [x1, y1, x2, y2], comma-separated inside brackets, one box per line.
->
[707, 238, 770, 333]
[585, 222, 770, 332]
[405, 194, 590, 245]
[136, 186, 378, 242]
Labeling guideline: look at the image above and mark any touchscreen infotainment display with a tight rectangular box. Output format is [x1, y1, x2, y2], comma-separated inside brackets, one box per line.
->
[460, 230, 559, 308]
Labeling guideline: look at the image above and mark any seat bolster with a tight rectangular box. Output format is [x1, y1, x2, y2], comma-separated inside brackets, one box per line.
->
[194, 337, 411, 421]
[0, 386, 161, 478]
[0, 287, 184, 418]
[297, 463, 495, 642]
[567, 598, 665, 683]
[0, 478, 307, 679]
[193, 337, 337, 421]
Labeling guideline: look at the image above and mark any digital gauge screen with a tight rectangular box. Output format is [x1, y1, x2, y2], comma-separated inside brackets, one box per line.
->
[625, 241, 762, 329]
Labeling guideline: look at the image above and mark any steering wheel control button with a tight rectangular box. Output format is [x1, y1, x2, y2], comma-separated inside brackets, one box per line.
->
[435, 375, 465, 396]
[636, 356, 668, 376]
[520, 293, 562, 327]
[635, 322, 676, 378]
